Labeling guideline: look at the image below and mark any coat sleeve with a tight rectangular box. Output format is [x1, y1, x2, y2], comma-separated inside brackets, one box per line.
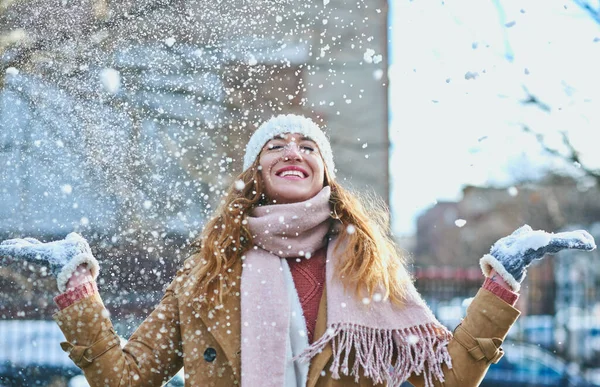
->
[53, 267, 188, 387]
[407, 288, 520, 387]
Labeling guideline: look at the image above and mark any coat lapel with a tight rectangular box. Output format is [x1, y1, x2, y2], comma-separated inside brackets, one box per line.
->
[191, 259, 242, 380]
[189, 258, 333, 386]
[307, 286, 333, 387]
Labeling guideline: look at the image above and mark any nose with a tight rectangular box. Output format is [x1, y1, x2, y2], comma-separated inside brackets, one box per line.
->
[282, 142, 303, 161]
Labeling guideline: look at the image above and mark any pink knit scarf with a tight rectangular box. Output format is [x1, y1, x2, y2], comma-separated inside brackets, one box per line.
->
[241, 187, 452, 387]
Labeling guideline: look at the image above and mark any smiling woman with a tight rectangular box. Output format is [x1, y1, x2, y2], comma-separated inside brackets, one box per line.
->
[260, 133, 325, 204]
[0, 114, 596, 387]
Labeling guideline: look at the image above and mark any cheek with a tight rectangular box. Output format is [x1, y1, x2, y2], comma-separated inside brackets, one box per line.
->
[258, 156, 276, 190]
[314, 157, 325, 175]
[311, 160, 326, 185]
[258, 155, 274, 175]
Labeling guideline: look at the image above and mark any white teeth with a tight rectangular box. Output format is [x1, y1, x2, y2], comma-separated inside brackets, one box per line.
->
[280, 170, 304, 178]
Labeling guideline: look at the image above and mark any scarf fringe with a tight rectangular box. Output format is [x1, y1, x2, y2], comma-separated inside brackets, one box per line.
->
[295, 323, 452, 387]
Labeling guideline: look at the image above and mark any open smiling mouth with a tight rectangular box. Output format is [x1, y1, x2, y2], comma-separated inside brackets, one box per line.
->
[276, 169, 308, 179]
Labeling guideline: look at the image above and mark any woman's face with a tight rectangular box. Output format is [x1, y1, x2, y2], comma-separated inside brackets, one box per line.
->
[259, 133, 325, 204]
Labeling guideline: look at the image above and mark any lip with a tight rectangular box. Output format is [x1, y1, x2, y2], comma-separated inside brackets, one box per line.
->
[275, 165, 309, 179]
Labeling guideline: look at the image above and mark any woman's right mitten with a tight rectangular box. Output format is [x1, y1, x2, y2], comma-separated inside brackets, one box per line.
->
[0, 232, 99, 292]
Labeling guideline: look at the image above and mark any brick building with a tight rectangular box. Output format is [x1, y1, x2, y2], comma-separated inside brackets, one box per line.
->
[413, 175, 600, 317]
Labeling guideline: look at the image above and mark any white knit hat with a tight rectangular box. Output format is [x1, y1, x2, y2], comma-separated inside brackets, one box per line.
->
[243, 114, 336, 178]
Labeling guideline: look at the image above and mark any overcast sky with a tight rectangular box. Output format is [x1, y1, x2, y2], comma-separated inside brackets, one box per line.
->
[389, 0, 600, 236]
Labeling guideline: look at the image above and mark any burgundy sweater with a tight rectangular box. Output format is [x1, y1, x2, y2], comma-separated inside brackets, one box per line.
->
[287, 247, 327, 342]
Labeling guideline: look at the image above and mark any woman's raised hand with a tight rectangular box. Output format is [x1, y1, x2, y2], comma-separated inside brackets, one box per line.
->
[0, 232, 99, 292]
[481, 225, 596, 291]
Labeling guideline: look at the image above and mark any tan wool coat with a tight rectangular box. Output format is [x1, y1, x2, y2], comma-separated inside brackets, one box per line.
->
[54, 256, 520, 387]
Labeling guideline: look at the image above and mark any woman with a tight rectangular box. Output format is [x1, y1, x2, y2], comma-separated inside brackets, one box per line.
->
[0, 114, 595, 387]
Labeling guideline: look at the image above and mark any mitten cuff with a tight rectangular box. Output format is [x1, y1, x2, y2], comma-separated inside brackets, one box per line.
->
[56, 253, 100, 293]
[480, 254, 522, 292]
[54, 281, 98, 309]
[482, 277, 519, 305]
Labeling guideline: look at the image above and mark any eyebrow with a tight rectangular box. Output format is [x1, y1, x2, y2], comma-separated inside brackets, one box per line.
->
[267, 136, 315, 142]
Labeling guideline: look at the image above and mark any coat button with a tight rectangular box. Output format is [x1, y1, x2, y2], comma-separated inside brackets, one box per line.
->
[204, 347, 217, 362]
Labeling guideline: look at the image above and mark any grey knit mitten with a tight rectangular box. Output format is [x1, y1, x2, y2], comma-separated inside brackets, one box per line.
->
[480, 225, 595, 292]
[0, 232, 99, 292]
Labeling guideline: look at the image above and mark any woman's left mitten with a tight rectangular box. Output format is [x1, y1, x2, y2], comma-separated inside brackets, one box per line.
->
[0, 232, 99, 292]
[480, 225, 596, 291]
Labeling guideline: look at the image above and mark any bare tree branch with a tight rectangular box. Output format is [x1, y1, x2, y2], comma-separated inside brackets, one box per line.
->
[517, 1, 600, 187]
[521, 86, 551, 112]
[573, 0, 600, 24]
[522, 125, 600, 186]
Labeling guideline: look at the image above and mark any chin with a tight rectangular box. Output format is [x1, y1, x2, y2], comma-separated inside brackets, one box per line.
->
[272, 190, 314, 204]
[277, 195, 308, 204]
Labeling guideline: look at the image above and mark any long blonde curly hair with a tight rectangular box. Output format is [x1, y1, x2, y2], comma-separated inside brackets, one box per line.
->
[189, 158, 411, 307]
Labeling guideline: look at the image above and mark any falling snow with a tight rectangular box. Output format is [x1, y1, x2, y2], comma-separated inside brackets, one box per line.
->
[1, 0, 599, 385]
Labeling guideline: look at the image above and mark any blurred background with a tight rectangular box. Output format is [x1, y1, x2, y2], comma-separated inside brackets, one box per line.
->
[0, 0, 599, 386]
